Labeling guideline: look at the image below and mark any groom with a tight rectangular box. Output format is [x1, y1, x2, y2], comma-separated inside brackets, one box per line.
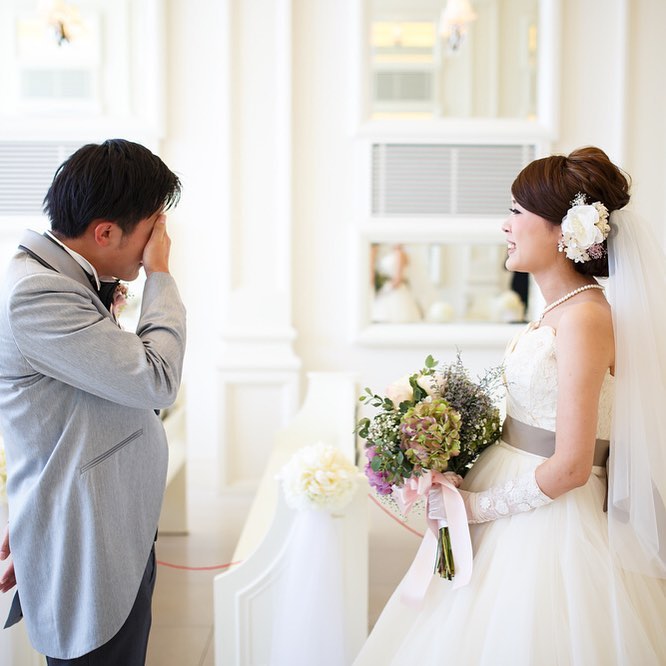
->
[0, 139, 186, 664]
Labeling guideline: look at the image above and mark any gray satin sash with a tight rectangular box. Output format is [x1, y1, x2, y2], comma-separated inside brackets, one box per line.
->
[502, 415, 610, 467]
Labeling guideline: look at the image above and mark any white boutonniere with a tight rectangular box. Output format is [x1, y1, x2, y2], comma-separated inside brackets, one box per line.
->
[110, 282, 129, 321]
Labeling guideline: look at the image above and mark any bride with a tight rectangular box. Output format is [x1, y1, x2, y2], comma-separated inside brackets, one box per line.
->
[354, 147, 666, 665]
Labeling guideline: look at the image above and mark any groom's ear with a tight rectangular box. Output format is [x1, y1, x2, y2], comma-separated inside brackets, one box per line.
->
[90, 220, 120, 247]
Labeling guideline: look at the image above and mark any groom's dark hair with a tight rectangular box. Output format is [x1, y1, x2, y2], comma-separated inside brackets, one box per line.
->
[44, 139, 181, 238]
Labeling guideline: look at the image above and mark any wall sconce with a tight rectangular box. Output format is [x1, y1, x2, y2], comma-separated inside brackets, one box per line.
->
[439, 0, 477, 53]
[38, 0, 83, 46]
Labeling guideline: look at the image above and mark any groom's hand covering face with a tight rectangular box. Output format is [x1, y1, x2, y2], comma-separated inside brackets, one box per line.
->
[141, 214, 171, 276]
[104, 210, 169, 282]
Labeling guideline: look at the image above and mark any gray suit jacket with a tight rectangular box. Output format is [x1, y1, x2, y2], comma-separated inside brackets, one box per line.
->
[0, 230, 186, 659]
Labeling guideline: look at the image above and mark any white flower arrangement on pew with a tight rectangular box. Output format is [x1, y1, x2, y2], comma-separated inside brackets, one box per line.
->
[272, 442, 362, 664]
[280, 441, 360, 513]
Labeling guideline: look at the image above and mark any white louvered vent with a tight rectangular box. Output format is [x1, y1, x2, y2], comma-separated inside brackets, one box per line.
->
[372, 143, 535, 216]
[0, 141, 85, 215]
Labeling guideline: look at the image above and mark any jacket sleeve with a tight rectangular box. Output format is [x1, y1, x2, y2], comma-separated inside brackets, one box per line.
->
[6, 271, 186, 409]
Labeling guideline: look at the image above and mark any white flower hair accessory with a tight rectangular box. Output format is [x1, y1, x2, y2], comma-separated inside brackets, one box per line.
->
[558, 192, 610, 263]
[279, 441, 360, 512]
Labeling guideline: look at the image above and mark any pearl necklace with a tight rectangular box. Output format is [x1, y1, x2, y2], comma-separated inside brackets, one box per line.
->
[538, 284, 605, 324]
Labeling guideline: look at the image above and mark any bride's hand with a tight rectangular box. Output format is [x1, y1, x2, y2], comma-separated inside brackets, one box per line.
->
[427, 474, 464, 522]
[443, 471, 463, 488]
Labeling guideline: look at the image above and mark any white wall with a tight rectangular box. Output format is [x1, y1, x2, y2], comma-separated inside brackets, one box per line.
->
[625, 0, 666, 238]
[290, 0, 505, 398]
[289, 0, 666, 389]
[557, 0, 627, 160]
[162, 0, 230, 463]
[164, 0, 302, 475]
[163, 0, 666, 475]
[555, 0, 666, 231]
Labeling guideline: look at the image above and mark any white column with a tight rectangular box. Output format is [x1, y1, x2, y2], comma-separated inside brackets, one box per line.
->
[164, 0, 300, 485]
[216, 0, 300, 487]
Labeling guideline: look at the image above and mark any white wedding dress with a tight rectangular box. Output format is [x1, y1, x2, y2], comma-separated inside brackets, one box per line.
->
[354, 324, 666, 665]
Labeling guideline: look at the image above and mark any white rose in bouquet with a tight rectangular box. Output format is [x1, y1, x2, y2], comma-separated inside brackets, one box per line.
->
[386, 373, 445, 407]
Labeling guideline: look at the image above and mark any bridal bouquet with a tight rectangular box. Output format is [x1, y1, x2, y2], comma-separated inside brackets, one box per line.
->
[357, 354, 502, 580]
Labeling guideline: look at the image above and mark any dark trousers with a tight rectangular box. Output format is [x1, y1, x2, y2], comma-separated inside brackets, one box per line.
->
[46, 547, 157, 666]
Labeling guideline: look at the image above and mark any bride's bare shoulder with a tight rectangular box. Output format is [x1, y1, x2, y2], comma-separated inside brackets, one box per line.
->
[558, 298, 613, 332]
[555, 300, 614, 369]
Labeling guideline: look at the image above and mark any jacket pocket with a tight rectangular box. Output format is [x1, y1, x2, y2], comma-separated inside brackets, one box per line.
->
[79, 429, 144, 474]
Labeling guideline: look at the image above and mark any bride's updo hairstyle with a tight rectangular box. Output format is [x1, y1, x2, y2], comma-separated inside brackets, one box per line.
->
[511, 146, 631, 277]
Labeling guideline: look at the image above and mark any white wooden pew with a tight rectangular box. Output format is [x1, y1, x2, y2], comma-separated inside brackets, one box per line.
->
[214, 372, 368, 666]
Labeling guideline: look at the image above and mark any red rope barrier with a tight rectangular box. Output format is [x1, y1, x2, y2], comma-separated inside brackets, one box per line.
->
[367, 493, 424, 538]
[156, 494, 423, 571]
[156, 560, 242, 571]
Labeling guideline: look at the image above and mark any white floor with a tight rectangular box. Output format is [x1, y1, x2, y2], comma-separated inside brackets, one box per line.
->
[146, 461, 253, 666]
[146, 460, 422, 665]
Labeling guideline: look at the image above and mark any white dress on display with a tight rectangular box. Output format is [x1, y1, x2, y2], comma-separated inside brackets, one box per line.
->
[354, 324, 666, 665]
[372, 249, 422, 323]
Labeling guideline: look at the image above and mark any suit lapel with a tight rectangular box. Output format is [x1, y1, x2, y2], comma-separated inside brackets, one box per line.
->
[17, 230, 108, 313]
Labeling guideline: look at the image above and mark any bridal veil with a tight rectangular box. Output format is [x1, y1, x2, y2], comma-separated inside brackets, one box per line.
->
[607, 209, 666, 578]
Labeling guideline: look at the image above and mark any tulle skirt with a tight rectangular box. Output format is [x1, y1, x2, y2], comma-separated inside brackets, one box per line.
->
[354, 440, 666, 666]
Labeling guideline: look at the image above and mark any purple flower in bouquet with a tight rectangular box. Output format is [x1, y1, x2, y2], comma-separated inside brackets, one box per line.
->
[364, 446, 393, 495]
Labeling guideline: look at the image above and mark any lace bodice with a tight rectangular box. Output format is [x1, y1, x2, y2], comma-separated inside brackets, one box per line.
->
[504, 325, 614, 439]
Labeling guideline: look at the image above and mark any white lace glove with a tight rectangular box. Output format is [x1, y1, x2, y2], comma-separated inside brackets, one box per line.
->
[461, 469, 552, 524]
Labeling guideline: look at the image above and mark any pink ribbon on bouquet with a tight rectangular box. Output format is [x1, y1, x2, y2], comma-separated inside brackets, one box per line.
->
[393, 471, 473, 606]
